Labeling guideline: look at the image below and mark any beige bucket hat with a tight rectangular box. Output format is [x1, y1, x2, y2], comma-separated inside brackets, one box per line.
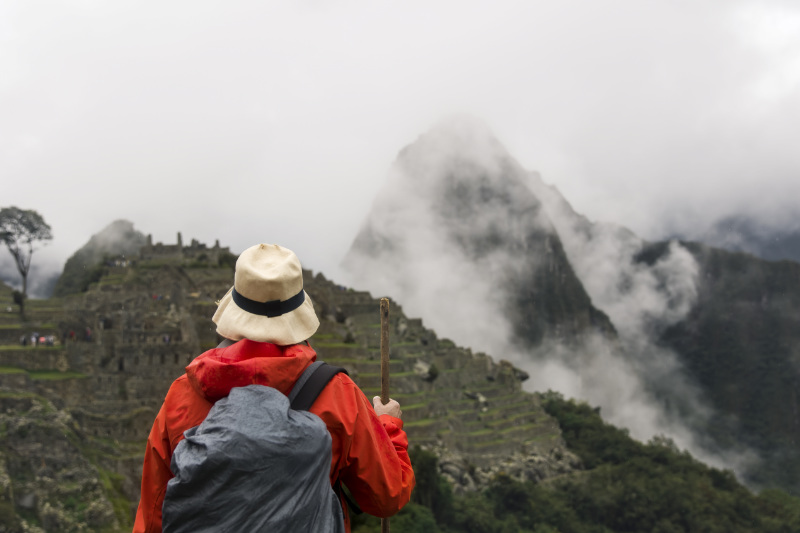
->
[212, 243, 319, 345]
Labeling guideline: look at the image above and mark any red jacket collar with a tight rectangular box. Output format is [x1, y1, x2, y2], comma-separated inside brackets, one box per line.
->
[186, 339, 317, 402]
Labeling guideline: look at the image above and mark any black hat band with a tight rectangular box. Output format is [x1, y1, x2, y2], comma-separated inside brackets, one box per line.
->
[231, 287, 305, 318]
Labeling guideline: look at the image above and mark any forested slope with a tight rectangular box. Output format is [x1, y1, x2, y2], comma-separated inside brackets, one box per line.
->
[353, 393, 800, 533]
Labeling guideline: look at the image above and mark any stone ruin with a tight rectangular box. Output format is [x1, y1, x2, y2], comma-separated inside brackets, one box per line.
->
[138, 232, 231, 265]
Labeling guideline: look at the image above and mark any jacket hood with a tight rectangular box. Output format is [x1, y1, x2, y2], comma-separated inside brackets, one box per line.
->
[185, 339, 317, 403]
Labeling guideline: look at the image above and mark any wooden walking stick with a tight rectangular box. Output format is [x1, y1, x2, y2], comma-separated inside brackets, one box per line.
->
[380, 297, 391, 533]
[380, 298, 391, 405]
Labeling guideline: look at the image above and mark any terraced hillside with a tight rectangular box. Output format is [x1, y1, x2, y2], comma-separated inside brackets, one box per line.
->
[306, 274, 572, 477]
[0, 242, 574, 531]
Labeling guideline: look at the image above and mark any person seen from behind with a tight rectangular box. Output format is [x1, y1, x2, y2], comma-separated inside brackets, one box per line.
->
[133, 243, 415, 532]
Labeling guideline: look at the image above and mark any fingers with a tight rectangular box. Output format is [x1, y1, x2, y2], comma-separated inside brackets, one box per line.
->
[372, 396, 403, 419]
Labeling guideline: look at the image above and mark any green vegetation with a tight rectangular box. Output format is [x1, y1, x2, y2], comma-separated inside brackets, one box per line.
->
[0, 366, 86, 380]
[97, 467, 133, 530]
[312, 342, 363, 349]
[0, 344, 62, 351]
[404, 418, 439, 428]
[54, 255, 109, 295]
[0, 501, 22, 531]
[639, 241, 800, 494]
[358, 393, 800, 532]
[310, 333, 339, 340]
[0, 206, 53, 316]
[217, 251, 237, 268]
[29, 370, 88, 380]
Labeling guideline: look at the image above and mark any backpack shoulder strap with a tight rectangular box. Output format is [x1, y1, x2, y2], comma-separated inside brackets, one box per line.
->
[290, 361, 362, 516]
[288, 361, 348, 411]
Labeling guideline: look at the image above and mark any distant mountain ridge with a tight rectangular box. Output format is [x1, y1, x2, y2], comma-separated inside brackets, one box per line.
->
[678, 214, 800, 264]
[343, 116, 800, 494]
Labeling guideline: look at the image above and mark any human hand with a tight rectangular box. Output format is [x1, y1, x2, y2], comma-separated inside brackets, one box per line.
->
[373, 396, 402, 419]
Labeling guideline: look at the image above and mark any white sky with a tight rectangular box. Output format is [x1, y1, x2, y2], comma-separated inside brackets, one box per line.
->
[2, 0, 800, 282]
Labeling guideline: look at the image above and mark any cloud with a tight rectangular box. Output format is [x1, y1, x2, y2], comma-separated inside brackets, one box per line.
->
[0, 251, 59, 299]
[343, 116, 759, 481]
[522, 163, 761, 475]
[1, 1, 799, 283]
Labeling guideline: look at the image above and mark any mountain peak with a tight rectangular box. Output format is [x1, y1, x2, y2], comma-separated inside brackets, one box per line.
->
[394, 116, 518, 188]
[344, 118, 612, 359]
[52, 220, 147, 297]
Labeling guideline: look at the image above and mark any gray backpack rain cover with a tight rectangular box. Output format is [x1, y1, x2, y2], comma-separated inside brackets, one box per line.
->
[162, 384, 345, 533]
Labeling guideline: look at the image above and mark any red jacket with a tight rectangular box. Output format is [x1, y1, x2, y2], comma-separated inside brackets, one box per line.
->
[133, 340, 415, 532]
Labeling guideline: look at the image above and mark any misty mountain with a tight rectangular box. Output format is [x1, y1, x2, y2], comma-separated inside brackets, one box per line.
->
[342, 117, 800, 493]
[342, 117, 711, 449]
[679, 214, 800, 264]
[343, 116, 616, 357]
[52, 219, 147, 297]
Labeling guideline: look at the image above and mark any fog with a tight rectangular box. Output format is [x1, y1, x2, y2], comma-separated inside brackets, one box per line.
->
[528, 178, 757, 472]
[2, 0, 800, 292]
[342, 116, 757, 476]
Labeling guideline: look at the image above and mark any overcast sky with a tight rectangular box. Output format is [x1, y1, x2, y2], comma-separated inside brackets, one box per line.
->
[2, 0, 799, 283]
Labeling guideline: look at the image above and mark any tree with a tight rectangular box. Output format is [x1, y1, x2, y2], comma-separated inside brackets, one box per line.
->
[0, 207, 53, 317]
